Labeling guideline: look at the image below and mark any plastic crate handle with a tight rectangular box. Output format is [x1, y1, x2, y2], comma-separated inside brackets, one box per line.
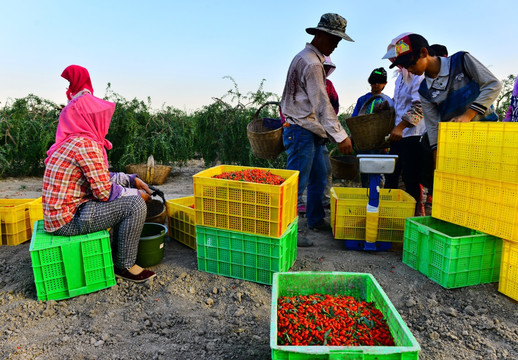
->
[61, 242, 88, 297]
[329, 351, 364, 360]
[417, 225, 430, 236]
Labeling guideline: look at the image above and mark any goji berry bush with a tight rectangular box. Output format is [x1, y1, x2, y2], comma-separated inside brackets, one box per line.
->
[1, 74, 513, 178]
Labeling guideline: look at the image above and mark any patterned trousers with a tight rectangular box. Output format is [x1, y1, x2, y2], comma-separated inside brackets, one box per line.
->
[54, 196, 147, 269]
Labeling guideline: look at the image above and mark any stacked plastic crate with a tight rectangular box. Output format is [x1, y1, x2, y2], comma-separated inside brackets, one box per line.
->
[192, 165, 299, 285]
[166, 196, 197, 250]
[403, 123, 515, 298]
[0, 198, 39, 246]
[330, 188, 416, 250]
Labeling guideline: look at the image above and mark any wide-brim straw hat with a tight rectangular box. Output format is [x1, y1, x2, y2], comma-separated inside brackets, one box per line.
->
[306, 13, 354, 42]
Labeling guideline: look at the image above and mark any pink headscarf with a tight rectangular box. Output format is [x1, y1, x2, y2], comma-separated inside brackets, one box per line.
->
[62, 65, 94, 101]
[45, 65, 115, 167]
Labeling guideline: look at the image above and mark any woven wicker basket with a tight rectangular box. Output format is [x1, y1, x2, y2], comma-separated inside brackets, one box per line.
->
[247, 101, 284, 160]
[329, 148, 358, 180]
[345, 108, 395, 151]
[125, 155, 171, 185]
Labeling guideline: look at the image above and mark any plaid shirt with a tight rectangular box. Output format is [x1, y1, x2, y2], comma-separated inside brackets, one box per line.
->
[43, 137, 112, 232]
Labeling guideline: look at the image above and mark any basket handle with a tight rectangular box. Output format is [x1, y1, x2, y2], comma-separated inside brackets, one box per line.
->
[329, 147, 337, 158]
[358, 94, 392, 115]
[146, 155, 155, 184]
[253, 101, 281, 121]
[148, 184, 166, 204]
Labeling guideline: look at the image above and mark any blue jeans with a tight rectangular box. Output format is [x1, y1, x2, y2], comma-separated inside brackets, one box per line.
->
[283, 124, 326, 227]
[298, 146, 332, 207]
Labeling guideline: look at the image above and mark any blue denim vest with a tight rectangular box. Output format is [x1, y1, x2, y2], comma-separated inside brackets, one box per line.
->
[419, 52, 497, 122]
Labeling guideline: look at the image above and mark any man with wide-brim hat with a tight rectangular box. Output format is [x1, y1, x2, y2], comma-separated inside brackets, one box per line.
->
[280, 13, 353, 247]
[305, 13, 354, 42]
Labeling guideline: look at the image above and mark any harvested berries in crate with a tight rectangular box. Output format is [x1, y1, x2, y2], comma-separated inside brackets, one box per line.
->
[270, 272, 420, 359]
[193, 165, 298, 238]
[277, 294, 394, 346]
[212, 169, 285, 185]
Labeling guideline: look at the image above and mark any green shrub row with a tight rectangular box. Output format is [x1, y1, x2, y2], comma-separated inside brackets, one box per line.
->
[0, 75, 514, 178]
[0, 79, 287, 178]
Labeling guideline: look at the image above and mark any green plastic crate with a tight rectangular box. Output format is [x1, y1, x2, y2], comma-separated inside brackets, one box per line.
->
[270, 272, 420, 360]
[30, 220, 116, 301]
[403, 216, 502, 289]
[196, 218, 298, 285]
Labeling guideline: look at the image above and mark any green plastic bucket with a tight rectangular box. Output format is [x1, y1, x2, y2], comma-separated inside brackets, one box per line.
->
[136, 223, 167, 267]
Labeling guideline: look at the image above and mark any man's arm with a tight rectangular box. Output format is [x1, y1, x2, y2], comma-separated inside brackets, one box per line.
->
[304, 63, 349, 145]
[451, 52, 502, 122]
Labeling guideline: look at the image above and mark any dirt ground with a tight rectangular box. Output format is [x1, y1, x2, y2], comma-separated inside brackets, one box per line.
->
[0, 160, 517, 360]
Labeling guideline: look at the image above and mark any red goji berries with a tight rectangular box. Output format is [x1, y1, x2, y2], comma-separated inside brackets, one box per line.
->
[277, 294, 395, 346]
[212, 169, 285, 185]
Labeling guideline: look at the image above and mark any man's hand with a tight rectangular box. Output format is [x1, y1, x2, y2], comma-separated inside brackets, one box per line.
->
[451, 108, 477, 123]
[388, 121, 410, 142]
[450, 114, 472, 123]
[388, 126, 403, 142]
[337, 137, 353, 154]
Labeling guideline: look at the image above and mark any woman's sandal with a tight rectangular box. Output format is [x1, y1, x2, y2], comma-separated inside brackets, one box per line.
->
[114, 267, 156, 283]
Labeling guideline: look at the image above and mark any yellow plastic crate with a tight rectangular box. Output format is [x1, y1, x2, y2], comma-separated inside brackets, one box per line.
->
[166, 196, 196, 250]
[330, 188, 416, 241]
[499, 239, 518, 301]
[432, 171, 518, 241]
[28, 197, 44, 232]
[193, 165, 298, 238]
[436, 122, 518, 184]
[0, 199, 35, 246]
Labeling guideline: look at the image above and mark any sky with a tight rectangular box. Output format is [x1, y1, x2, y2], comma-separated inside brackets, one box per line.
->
[0, 0, 516, 113]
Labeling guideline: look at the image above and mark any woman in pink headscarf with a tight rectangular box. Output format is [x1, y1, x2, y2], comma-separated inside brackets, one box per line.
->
[45, 65, 113, 167]
[42, 65, 156, 283]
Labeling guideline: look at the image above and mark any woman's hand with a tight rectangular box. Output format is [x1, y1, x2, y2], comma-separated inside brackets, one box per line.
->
[139, 190, 152, 202]
[135, 177, 151, 193]
[135, 178, 152, 202]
